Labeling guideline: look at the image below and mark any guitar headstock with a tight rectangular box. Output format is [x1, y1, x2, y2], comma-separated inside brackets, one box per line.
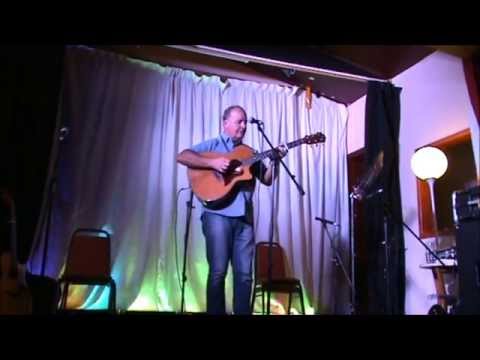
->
[0, 188, 14, 207]
[302, 132, 326, 145]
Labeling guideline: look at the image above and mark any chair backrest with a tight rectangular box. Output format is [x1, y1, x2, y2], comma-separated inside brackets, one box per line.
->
[64, 228, 111, 279]
[254, 242, 288, 281]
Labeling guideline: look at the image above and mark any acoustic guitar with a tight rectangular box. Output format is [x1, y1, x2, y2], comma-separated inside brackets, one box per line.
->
[0, 190, 32, 315]
[188, 132, 326, 209]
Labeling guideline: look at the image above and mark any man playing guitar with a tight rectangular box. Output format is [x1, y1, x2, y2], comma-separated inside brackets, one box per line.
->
[176, 105, 287, 314]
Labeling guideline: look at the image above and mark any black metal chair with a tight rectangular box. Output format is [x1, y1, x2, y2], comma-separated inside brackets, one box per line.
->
[251, 241, 305, 314]
[58, 228, 116, 313]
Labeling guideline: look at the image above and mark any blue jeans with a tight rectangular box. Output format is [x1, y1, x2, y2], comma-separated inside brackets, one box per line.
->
[201, 212, 254, 315]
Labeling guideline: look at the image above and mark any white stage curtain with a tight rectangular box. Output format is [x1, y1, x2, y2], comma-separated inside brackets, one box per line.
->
[29, 46, 350, 314]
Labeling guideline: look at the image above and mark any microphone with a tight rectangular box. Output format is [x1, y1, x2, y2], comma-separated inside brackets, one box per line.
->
[249, 117, 264, 126]
[59, 127, 70, 141]
[315, 217, 340, 227]
[365, 187, 383, 199]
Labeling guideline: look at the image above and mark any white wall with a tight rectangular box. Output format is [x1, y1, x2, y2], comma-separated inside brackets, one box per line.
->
[347, 95, 366, 154]
[347, 51, 479, 314]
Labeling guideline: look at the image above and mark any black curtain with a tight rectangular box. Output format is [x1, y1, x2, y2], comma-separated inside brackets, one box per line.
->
[363, 81, 405, 315]
[0, 45, 64, 265]
[463, 51, 480, 129]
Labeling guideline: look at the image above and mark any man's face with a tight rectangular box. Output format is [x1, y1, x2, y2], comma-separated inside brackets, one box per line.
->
[223, 108, 247, 142]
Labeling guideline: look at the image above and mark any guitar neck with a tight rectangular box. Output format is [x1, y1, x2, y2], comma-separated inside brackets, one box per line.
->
[242, 139, 304, 166]
[9, 202, 18, 265]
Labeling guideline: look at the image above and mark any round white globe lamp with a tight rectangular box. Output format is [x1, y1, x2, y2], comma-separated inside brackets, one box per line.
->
[411, 146, 448, 246]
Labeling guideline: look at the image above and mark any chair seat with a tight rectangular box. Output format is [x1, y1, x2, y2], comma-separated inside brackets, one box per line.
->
[257, 278, 302, 293]
[59, 275, 113, 285]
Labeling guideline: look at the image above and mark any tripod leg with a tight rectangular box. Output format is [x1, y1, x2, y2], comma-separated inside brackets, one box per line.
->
[383, 217, 390, 314]
[324, 221, 354, 312]
[250, 287, 256, 313]
[287, 293, 292, 314]
[262, 289, 265, 314]
[299, 287, 305, 315]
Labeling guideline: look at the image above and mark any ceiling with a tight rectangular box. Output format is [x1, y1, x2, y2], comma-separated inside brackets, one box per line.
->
[99, 45, 480, 105]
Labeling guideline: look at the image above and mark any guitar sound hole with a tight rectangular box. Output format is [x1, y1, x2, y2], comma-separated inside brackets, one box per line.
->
[212, 159, 243, 182]
[227, 159, 242, 174]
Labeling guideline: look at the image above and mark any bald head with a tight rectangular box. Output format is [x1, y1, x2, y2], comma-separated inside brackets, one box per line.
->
[222, 106, 247, 142]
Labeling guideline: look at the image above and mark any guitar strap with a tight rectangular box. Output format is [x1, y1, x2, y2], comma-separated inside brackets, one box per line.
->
[219, 135, 231, 153]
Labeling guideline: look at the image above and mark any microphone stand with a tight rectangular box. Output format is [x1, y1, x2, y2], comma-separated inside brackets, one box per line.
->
[40, 179, 56, 276]
[36, 76, 66, 277]
[39, 126, 69, 277]
[251, 120, 305, 315]
[355, 187, 446, 314]
[348, 186, 384, 314]
[348, 192, 357, 314]
[315, 217, 352, 313]
[180, 189, 194, 314]
[382, 191, 447, 314]
[385, 203, 446, 267]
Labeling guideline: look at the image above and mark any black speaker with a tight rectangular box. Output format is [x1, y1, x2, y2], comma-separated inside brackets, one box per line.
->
[26, 273, 60, 314]
[455, 218, 480, 314]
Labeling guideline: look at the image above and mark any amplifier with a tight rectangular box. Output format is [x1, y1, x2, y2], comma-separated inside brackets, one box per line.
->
[452, 185, 480, 224]
[453, 185, 480, 314]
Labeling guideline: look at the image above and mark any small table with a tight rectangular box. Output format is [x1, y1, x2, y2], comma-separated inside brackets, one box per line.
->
[420, 259, 458, 311]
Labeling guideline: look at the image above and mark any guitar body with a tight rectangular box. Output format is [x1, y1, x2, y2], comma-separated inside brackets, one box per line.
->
[0, 190, 33, 315]
[0, 252, 32, 315]
[186, 132, 325, 209]
[188, 144, 255, 209]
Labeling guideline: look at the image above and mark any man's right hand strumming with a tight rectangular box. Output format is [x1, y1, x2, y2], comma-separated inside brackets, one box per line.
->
[209, 157, 231, 173]
[177, 149, 232, 173]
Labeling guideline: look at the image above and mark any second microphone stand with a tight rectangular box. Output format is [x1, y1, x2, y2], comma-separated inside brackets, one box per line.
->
[180, 189, 194, 314]
[353, 187, 447, 314]
[315, 217, 353, 313]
